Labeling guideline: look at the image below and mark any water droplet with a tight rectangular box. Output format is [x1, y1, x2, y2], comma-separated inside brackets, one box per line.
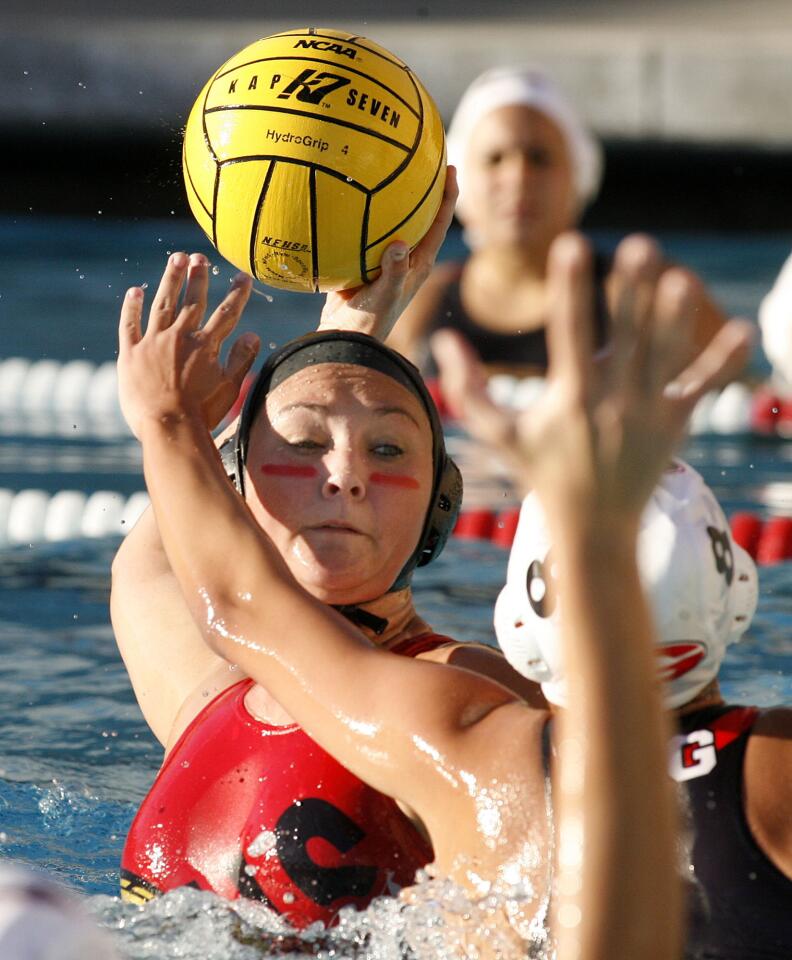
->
[346, 176, 353, 182]
[23, 70, 29, 76]
[141, 282, 149, 290]
[211, 265, 220, 276]
[269, 341, 277, 350]
[282, 892, 295, 904]
[181, 760, 190, 768]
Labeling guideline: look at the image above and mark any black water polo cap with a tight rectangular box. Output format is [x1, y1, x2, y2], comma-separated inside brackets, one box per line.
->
[220, 330, 462, 592]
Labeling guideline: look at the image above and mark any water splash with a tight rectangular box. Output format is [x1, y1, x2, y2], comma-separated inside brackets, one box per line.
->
[250, 287, 274, 303]
[89, 871, 553, 960]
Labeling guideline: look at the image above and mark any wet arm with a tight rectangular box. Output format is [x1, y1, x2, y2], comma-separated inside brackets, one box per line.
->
[110, 505, 225, 746]
[428, 641, 547, 708]
[138, 412, 515, 815]
[552, 521, 680, 960]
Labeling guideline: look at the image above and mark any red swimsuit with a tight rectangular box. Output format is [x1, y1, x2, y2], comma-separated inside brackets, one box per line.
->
[121, 633, 451, 927]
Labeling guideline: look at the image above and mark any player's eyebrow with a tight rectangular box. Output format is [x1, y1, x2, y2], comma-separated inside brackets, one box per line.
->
[274, 402, 422, 429]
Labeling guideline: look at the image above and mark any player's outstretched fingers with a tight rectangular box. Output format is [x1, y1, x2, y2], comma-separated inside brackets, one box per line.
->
[149, 253, 189, 332]
[202, 273, 254, 344]
[175, 253, 211, 332]
[667, 319, 754, 408]
[609, 234, 664, 389]
[225, 333, 261, 395]
[377, 241, 411, 294]
[643, 268, 698, 397]
[118, 287, 145, 355]
[545, 233, 594, 398]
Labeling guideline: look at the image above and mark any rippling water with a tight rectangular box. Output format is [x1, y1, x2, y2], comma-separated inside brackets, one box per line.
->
[2, 216, 792, 956]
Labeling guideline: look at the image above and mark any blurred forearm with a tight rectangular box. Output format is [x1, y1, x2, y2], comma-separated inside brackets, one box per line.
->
[553, 523, 680, 960]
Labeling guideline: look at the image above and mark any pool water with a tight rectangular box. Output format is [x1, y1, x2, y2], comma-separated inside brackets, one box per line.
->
[1, 215, 792, 957]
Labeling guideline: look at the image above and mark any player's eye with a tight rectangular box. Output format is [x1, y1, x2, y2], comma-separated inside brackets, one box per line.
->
[527, 147, 552, 167]
[371, 443, 404, 458]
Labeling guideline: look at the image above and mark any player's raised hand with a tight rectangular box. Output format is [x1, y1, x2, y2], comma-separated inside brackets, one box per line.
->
[117, 252, 259, 440]
[318, 167, 458, 341]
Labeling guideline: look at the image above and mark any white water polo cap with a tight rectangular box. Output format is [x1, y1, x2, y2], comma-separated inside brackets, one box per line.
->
[758, 251, 792, 388]
[494, 460, 758, 710]
[0, 864, 119, 960]
[447, 66, 604, 210]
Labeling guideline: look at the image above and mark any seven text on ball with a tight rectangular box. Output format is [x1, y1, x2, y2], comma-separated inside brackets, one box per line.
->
[226, 73, 401, 128]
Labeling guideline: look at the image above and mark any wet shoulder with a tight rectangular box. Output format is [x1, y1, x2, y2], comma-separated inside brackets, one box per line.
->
[418, 640, 547, 708]
[744, 706, 792, 880]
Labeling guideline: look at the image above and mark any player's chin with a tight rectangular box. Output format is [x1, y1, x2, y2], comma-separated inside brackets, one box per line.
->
[288, 539, 391, 600]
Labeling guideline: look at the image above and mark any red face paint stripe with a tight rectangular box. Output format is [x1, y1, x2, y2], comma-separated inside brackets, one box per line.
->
[370, 472, 420, 489]
[261, 464, 317, 478]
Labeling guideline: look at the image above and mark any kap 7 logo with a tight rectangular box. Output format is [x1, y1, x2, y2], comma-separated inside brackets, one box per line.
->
[276, 69, 350, 106]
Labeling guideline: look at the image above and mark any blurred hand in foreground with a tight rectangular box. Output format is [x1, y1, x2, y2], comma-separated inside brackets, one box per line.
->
[433, 233, 753, 529]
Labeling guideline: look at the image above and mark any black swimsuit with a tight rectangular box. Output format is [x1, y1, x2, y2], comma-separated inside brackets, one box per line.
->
[675, 704, 792, 960]
[421, 253, 611, 375]
[545, 706, 792, 960]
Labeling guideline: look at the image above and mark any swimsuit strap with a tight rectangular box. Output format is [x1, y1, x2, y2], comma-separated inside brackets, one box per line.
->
[388, 632, 456, 658]
[541, 716, 553, 779]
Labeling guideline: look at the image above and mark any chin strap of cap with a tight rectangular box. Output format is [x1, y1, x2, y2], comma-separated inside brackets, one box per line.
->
[333, 604, 389, 636]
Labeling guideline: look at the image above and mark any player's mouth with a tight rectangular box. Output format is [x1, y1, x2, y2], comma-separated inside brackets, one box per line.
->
[307, 520, 366, 536]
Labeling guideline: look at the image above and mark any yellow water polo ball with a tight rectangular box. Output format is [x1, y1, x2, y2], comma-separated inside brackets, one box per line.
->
[182, 28, 446, 293]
